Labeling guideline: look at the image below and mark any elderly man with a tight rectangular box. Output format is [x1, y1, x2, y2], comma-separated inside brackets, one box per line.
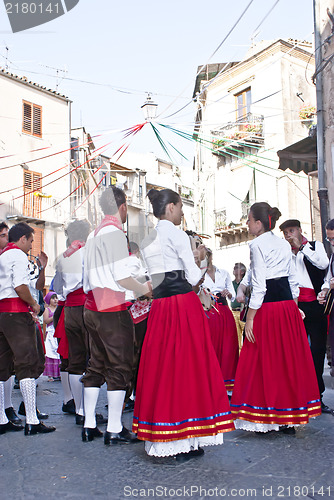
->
[279, 219, 332, 415]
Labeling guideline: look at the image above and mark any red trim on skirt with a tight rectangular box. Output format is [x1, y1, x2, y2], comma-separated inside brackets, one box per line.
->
[133, 291, 234, 442]
[230, 300, 321, 425]
[205, 303, 239, 390]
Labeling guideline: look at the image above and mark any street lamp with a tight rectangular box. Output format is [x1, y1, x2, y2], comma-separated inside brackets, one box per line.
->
[141, 93, 158, 121]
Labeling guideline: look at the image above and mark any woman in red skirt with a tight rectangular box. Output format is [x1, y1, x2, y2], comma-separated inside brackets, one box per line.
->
[133, 189, 234, 461]
[231, 202, 321, 434]
[203, 249, 239, 392]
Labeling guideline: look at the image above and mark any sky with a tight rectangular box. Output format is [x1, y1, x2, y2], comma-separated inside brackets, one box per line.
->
[0, 0, 315, 174]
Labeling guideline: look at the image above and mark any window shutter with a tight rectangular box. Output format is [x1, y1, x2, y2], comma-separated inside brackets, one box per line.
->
[33, 105, 42, 137]
[23, 101, 32, 133]
[23, 170, 42, 217]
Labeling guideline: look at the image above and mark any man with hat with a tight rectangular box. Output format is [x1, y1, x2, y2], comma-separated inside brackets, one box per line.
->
[280, 218, 333, 415]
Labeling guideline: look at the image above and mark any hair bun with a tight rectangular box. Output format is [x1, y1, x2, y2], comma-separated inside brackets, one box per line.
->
[269, 207, 282, 222]
[147, 189, 160, 203]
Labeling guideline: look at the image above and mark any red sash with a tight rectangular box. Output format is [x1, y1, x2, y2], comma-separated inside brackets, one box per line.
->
[299, 287, 317, 302]
[65, 287, 86, 307]
[0, 297, 30, 313]
[85, 289, 127, 312]
[54, 307, 68, 358]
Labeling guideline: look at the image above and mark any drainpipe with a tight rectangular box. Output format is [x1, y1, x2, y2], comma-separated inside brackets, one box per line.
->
[313, 0, 330, 252]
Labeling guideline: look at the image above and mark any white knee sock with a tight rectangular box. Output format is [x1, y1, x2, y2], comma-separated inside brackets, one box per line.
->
[107, 390, 125, 433]
[60, 371, 73, 404]
[0, 382, 9, 425]
[83, 387, 99, 428]
[69, 374, 84, 416]
[20, 378, 39, 425]
[4, 375, 14, 409]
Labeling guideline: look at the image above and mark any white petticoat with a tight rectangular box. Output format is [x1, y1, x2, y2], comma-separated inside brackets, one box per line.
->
[234, 419, 299, 433]
[145, 433, 225, 457]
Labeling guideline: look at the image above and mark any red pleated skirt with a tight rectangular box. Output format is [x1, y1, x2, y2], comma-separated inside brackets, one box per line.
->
[133, 291, 235, 442]
[230, 300, 321, 426]
[206, 303, 239, 390]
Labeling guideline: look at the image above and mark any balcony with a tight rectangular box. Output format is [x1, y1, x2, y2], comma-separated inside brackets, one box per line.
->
[212, 113, 264, 151]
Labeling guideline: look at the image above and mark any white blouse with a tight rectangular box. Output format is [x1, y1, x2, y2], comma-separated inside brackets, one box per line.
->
[141, 220, 201, 287]
[203, 268, 235, 301]
[243, 231, 299, 310]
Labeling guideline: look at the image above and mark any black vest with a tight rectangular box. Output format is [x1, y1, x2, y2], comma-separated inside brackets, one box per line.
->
[303, 241, 328, 296]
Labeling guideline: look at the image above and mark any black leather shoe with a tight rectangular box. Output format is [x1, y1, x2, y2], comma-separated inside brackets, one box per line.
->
[5, 407, 22, 424]
[75, 414, 84, 426]
[24, 422, 56, 435]
[175, 447, 205, 463]
[18, 402, 49, 420]
[279, 425, 296, 435]
[104, 426, 139, 445]
[321, 401, 334, 415]
[96, 413, 107, 424]
[82, 427, 103, 442]
[0, 421, 24, 434]
[76, 413, 107, 426]
[123, 400, 135, 413]
[62, 399, 76, 414]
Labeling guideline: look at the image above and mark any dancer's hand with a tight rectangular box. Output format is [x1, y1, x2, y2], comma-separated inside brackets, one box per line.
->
[245, 318, 255, 343]
[317, 289, 328, 305]
[298, 308, 305, 320]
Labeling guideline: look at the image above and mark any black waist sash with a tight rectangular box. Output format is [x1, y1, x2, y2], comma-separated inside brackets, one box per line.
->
[152, 270, 192, 299]
[263, 277, 292, 303]
[216, 293, 228, 306]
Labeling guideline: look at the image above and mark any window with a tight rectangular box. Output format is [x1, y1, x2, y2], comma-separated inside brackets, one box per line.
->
[235, 88, 251, 122]
[22, 101, 42, 138]
[23, 169, 42, 217]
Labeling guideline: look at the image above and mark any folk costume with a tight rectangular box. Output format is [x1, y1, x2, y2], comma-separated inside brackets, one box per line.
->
[133, 220, 234, 457]
[82, 215, 135, 435]
[43, 292, 60, 379]
[231, 279, 244, 351]
[322, 255, 334, 376]
[0, 243, 43, 428]
[203, 269, 239, 391]
[56, 240, 87, 420]
[231, 231, 321, 431]
[292, 239, 329, 399]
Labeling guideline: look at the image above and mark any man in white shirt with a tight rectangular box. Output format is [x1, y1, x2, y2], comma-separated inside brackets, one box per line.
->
[280, 219, 332, 414]
[81, 187, 151, 444]
[0, 222, 55, 435]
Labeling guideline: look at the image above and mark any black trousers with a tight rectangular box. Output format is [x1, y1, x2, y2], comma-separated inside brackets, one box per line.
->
[299, 300, 328, 396]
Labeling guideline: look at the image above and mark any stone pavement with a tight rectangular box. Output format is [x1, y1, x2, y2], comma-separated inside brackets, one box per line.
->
[0, 369, 333, 500]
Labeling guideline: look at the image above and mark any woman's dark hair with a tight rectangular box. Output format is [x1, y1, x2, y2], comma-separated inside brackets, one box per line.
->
[326, 218, 334, 231]
[147, 189, 180, 218]
[250, 202, 281, 231]
[65, 219, 91, 244]
[8, 222, 34, 242]
[100, 186, 126, 215]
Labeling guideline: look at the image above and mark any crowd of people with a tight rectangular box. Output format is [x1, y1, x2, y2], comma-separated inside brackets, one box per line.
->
[0, 187, 333, 463]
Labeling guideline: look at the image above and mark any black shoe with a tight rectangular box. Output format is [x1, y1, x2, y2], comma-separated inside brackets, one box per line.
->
[62, 399, 76, 415]
[104, 426, 139, 445]
[123, 400, 135, 413]
[175, 447, 205, 463]
[24, 422, 56, 435]
[321, 401, 334, 416]
[279, 425, 296, 435]
[82, 427, 103, 442]
[75, 414, 84, 426]
[5, 407, 22, 424]
[18, 402, 49, 420]
[96, 413, 107, 424]
[0, 421, 24, 434]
